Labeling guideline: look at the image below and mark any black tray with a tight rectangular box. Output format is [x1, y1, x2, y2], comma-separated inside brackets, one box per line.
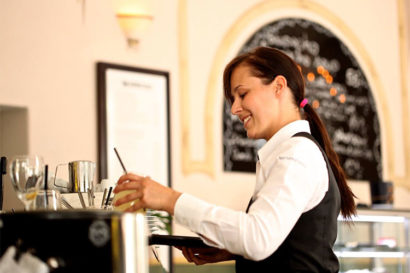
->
[149, 234, 212, 248]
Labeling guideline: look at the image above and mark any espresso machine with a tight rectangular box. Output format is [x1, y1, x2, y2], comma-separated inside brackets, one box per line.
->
[0, 210, 149, 273]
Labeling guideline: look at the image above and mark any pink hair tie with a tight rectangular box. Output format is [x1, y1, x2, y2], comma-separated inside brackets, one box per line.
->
[299, 98, 308, 108]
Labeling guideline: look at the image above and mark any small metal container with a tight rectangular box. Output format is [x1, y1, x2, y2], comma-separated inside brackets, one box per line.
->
[54, 160, 96, 193]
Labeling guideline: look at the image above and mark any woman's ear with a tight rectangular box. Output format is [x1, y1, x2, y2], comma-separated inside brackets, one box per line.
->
[272, 75, 287, 96]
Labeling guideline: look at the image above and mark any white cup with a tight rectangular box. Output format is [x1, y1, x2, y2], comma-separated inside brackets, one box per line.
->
[100, 179, 116, 190]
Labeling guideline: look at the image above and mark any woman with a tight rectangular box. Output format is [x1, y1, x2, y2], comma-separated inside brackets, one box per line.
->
[114, 47, 356, 272]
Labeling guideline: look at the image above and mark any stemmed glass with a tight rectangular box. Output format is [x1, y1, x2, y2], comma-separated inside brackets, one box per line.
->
[9, 155, 44, 210]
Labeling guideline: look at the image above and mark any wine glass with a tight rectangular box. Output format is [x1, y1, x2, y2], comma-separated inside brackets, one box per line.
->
[9, 155, 44, 210]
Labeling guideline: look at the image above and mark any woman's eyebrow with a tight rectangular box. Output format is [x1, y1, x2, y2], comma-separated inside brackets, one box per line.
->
[231, 85, 245, 96]
[233, 85, 244, 92]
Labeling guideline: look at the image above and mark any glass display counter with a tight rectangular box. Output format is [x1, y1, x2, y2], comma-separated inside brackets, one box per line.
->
[336, 208, 410, 273]
[158, 208, 410, 273]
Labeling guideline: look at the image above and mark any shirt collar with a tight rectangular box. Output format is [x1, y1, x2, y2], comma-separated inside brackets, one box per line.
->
[257, 120, 311, 165]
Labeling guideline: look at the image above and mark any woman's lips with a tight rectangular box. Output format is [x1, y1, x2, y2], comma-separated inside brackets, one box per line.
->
[243, 116, 251, 128]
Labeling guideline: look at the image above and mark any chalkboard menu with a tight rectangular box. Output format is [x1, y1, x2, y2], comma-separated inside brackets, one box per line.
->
[223, 18, 382, 182]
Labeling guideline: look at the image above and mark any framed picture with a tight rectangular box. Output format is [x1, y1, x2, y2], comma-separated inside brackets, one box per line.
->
[96, 62, 172, 272]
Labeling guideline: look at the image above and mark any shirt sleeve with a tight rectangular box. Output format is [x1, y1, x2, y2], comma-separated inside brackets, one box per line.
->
[174, 138, 328, 261]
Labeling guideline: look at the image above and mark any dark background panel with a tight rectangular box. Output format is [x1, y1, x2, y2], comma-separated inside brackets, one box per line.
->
[223, 18, 382, 182]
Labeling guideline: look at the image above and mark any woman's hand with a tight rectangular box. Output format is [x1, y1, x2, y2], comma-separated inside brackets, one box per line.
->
[176, 246, 234, 265]
[113, 173, 181, 215]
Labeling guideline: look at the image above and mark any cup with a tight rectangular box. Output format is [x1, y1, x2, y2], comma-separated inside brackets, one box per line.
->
[100, 179, 116, 192]
[112, 190, 138, 211]
[33, 189, 61, 210]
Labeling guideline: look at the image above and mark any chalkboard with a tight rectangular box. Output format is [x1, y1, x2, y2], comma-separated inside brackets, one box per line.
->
[223, 18, 382, 182]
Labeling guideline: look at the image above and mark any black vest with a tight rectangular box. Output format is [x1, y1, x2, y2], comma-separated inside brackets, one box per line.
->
[235, 132, 341, 273]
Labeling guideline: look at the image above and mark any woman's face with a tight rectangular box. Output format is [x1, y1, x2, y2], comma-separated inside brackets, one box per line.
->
[230, 64, 280, 140]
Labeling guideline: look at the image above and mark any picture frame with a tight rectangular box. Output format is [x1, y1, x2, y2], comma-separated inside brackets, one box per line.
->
[96, 62, 172, 272]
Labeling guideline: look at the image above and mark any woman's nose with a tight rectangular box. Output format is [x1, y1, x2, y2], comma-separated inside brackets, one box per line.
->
[231, 100, 242, 115]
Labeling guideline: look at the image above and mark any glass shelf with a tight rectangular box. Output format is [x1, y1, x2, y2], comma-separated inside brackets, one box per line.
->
[336, 209, 410, 273]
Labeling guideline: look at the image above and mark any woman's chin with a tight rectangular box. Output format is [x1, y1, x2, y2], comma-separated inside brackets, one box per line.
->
[246, 131, 257, 139]
[247, 131, 266, 140]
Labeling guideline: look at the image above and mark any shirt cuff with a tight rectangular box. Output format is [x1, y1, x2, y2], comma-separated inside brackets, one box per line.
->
[174, 193, 210, 233]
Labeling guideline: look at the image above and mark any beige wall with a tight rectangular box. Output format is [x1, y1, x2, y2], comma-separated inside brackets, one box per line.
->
[0, 0, 409, 244]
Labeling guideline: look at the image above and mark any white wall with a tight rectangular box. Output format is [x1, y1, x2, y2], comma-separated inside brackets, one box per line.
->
[0, 0, 409, 243]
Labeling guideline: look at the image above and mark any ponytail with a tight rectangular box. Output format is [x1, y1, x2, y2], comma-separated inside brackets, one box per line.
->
[303, 104, 356, 219]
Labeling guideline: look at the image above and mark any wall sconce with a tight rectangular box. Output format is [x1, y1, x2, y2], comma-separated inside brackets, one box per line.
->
[115, 0, 153, 48]
[116, 13, 153, 47]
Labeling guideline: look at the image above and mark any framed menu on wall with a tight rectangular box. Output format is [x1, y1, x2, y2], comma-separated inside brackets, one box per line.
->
[96, 62, 172, 272]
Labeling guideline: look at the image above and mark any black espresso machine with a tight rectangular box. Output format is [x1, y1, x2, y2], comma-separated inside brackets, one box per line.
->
[0, 210, 149, 273]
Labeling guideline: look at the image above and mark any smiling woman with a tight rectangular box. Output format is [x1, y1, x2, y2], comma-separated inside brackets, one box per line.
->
[221, 46, 355, 272]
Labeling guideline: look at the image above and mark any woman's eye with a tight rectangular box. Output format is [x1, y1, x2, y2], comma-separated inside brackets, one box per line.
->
[239, 93, 246, 98]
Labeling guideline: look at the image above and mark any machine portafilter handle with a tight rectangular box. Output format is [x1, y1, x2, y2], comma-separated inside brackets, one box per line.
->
[0, 157, 6, 210]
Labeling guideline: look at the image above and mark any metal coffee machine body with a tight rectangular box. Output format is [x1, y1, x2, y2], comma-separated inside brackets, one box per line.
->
[0, 210, 148, 273]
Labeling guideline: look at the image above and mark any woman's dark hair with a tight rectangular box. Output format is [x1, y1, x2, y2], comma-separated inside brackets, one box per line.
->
[223, 46, 356, 218]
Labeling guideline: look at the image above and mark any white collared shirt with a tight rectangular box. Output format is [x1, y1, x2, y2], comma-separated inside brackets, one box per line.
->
[174, 120, 329, 261]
